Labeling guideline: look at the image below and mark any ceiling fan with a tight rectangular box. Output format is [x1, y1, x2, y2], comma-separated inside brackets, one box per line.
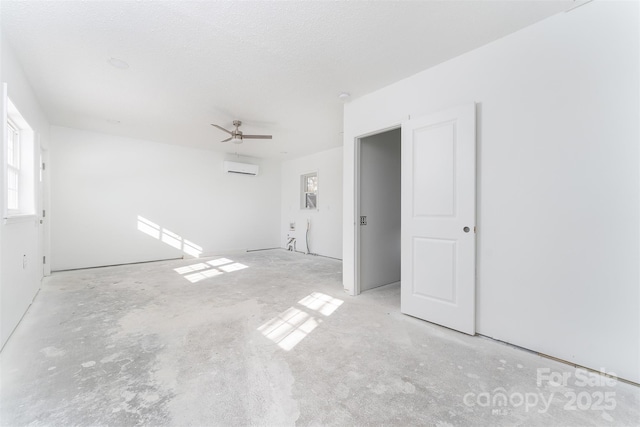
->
[211, 120, 272, 144]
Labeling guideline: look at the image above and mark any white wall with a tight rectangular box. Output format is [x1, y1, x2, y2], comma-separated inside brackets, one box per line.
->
[1, 36, 50, 348]
[343, 2, 639, 382]
[281, 147, 342, 259]
[360, 129, 401, 291]
[50, 126, 281, 271]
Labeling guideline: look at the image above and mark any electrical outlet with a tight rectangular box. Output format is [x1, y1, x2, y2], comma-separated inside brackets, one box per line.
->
[360, 216, 367, 226]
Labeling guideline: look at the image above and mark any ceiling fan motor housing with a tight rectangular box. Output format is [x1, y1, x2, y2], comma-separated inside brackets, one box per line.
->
[232, 120, 243, 141]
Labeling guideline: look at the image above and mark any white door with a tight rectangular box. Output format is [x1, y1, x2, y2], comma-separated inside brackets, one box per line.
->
[401, 104, 476, 335]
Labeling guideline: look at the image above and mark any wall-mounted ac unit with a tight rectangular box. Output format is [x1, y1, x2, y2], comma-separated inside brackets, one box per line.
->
[223, 161, 259, 176]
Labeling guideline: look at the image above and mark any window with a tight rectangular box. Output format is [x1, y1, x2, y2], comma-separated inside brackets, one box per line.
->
[7, 120, 19, 210]
[301, 172, 318, 210]
[5, 97, 35, 217]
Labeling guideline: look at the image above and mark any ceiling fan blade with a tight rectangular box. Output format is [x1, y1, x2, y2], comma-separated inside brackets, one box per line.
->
[242, 135, 272, 139]
[211, 124, 233, 135]
[221, 137, 232, 142]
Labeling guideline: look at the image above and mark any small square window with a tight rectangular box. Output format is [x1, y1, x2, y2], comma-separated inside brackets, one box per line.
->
[301, 172, 318, 210]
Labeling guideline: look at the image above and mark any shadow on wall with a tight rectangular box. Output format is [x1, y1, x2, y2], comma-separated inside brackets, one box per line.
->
[137, 215, 203, 257]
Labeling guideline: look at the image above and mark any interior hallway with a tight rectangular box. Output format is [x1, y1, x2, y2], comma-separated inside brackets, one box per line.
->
[1, 249, 638, 426]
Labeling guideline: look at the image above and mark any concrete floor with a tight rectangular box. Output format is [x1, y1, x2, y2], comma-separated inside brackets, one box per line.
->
[1, 249, 638, 426]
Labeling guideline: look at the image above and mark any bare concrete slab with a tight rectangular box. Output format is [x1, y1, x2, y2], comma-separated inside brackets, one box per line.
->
[1, 249, 638, 426]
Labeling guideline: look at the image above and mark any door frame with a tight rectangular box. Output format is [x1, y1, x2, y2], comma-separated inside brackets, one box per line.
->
[349, 106, 478, 325]
[353, 124, 401, 296]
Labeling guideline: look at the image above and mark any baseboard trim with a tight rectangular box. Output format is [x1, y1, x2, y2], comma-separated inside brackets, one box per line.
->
[52, 257, 183, 272]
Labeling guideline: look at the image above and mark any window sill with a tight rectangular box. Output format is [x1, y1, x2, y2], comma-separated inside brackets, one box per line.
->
[4, 214, 38, 225]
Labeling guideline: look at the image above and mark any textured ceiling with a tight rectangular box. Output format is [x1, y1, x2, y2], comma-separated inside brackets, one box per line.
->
[1, 1, 578, 159]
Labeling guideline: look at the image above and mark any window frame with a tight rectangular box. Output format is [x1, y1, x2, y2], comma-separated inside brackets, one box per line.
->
[4, 94, 36, 221]
[6, 118, 20, 212]
[300, 171, 319, 210]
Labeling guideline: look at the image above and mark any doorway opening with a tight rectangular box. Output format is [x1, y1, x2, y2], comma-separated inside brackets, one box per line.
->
[356, 127, 402, 294]
[351, 104, 476, 334]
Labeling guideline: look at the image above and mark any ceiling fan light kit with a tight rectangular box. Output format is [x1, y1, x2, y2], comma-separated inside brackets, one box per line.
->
[211, 120, 272, 144]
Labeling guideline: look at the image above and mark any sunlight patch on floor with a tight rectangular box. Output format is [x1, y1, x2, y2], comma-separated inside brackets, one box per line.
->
[258, 292, 344, 351]
[173, 257, 248, 283]
[298, 292, 344, 316]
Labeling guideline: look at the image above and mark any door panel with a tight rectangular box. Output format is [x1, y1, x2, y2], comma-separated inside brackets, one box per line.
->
[401, 104, 476, 335]
[412, 122, 456, 217]
[412, 237, 456, 303]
